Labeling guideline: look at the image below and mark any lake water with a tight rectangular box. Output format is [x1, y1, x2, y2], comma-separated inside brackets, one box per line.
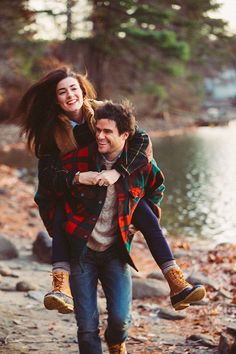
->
[152, 121, 236, 244]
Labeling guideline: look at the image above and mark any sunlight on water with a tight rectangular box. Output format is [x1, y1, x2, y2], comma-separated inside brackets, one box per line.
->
[152, 123, 236, 243]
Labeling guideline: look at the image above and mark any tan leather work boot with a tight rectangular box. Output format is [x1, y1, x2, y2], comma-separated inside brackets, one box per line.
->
[107, 342, 127, 354]
[44, 271, 74, 314]
[165, 267, 206, 311]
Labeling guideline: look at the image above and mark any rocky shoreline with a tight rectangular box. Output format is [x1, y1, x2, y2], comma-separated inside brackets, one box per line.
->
[0, 124, 236, 353]
[0, 226, 235, 353]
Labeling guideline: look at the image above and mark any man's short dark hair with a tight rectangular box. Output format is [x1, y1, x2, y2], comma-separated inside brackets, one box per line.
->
[94, 100, 136, 136]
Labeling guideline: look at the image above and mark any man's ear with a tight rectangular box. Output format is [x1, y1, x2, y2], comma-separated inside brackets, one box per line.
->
[122, 131, 129, 141]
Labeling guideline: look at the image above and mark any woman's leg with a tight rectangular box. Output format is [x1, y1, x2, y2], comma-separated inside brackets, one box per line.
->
[132, 198, 206, 310]
[131, 198, 175, 271]
[44, 205, 73, 314]
[52, 204, 70, 266]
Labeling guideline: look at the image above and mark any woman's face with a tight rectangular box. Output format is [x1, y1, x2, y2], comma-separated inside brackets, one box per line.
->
[56, 77, 84, 116]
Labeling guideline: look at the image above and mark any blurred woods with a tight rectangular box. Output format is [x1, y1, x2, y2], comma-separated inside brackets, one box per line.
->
[1, 0, 236, 122]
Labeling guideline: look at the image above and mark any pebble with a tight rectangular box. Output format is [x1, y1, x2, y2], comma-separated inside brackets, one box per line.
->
[187, 272, 219, 290]
[16, 280, 37, 292]
[187, 334, 217, 347]
[32, 231, 52, 264]
[27, 290, 45, 302]
[158, 308, 186, 321]
[0, 264, 19, 277]
[0, 235, 19, 260]
[132, 278, 169, 299]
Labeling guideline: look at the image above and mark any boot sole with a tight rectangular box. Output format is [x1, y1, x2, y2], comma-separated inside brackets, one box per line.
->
[175, 303, 190, 310]
[44, 295, 74, 314]
[174, 286, 206, 311]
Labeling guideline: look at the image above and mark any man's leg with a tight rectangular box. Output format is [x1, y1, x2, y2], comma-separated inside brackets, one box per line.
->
[99, 246, 132, 352]
[70, 248, 103, 354]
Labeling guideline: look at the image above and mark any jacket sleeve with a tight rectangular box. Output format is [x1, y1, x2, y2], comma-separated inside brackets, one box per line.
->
[115, 127, 150, 177]
[38, 153, 75, 194]
[38, 126, 151, 191]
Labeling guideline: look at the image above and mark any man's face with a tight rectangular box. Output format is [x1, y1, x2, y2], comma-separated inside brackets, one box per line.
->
[95, 119, 129, 161]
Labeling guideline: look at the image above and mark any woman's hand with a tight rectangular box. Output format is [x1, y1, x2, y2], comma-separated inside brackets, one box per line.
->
[128, 224, 138, 234]
[74, 171, 100, 185]
[146, 137, 153, 162]
[95, 169, 121, 187]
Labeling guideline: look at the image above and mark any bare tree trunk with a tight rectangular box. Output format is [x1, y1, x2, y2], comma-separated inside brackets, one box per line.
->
[65, 0, 75, 39]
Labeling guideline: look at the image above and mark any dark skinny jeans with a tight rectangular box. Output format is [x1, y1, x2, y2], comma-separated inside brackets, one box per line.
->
[52, 198, 174, 267]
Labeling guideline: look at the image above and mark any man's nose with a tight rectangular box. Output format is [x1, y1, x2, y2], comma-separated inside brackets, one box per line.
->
[97, 131, 105, 139]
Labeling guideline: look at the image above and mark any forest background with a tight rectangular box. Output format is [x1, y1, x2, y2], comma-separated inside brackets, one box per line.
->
[1, 0, 236, 124]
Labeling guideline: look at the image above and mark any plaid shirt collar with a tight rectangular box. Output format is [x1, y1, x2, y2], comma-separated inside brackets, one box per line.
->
[95, 142, 128, 172]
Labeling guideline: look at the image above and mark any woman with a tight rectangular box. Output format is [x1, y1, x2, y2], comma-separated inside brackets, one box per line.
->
[16, 66, 205, 316]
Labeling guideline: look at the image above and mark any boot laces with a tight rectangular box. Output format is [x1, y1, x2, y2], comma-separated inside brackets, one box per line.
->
[51, 272, 65, 292]
[168, 268, 190, 288]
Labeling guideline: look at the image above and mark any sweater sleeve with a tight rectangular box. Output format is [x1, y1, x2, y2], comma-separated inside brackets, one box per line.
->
[115, 127, 150, 177]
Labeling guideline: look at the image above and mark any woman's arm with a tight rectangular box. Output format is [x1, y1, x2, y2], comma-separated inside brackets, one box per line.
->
[95, 127, 151, 186]
[143, 160, 165, 219]
[38, 124, 151, 190]
[38, 153, 76, 194]
[117, 127, 150, 176]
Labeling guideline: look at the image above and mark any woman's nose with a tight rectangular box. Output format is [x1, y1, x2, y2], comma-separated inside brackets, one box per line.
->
[67, 89, 73, 98]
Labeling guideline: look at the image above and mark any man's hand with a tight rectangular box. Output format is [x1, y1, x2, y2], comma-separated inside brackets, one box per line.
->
[74, 171, 100, 185]
[95, 169, 121, 187]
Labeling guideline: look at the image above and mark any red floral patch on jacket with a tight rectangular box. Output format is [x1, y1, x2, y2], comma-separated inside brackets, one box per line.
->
[129, 187, 143, 198]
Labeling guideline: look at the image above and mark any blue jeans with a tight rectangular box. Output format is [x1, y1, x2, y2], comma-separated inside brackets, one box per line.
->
[70, 245, 132, 354]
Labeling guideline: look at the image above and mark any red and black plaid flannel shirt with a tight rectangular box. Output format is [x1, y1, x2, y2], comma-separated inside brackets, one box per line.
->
[35, 142, 165, 268]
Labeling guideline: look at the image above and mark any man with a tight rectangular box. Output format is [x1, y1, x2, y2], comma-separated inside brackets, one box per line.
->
[61, 101, 165, 354]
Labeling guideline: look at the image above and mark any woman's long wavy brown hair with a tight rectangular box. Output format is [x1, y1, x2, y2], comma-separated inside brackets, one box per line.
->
[15, 66, 97, 157]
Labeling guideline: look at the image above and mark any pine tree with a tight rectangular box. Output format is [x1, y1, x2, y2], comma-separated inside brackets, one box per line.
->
[86, 0, 190, 103]
[0, 0, 35, 45]
[0, 0, 35, 120]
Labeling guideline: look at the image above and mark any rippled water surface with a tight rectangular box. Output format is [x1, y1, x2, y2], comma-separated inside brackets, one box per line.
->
[152, 121, 236, 243]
